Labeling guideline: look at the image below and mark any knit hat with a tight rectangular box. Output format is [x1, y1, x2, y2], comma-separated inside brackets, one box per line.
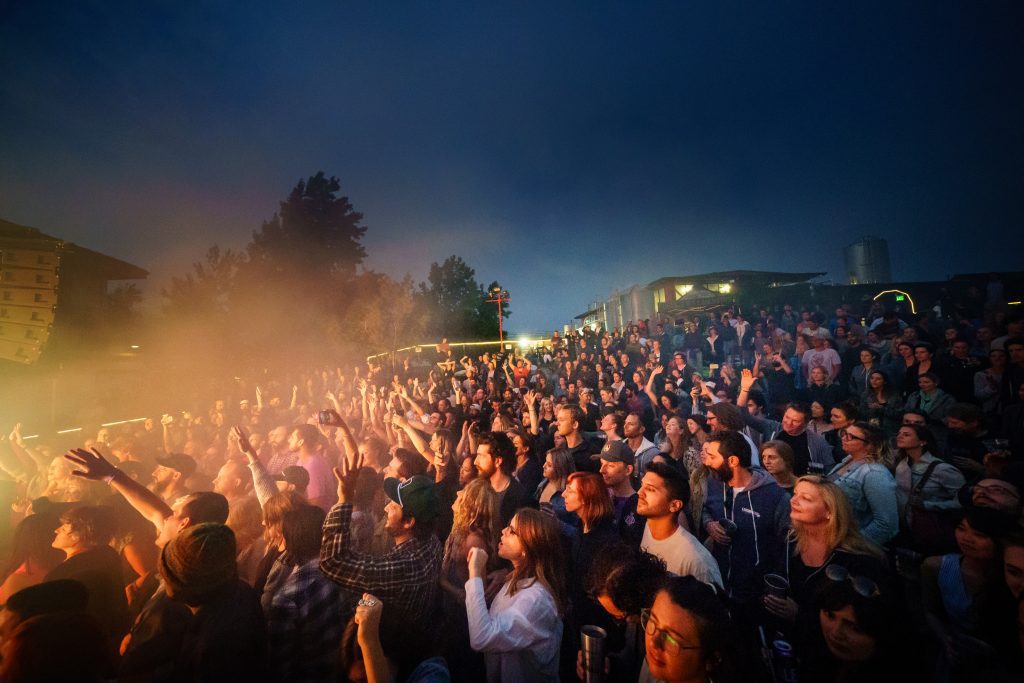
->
[159, 522, 237, 606]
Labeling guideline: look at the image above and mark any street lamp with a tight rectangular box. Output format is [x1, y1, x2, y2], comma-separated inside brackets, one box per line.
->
[486, 285, 511, 344]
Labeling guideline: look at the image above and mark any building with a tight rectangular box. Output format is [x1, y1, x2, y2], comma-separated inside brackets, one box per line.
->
[0, 218, 148, 365]
[844, 237, 892, 284]
[573, 270, 824, 331]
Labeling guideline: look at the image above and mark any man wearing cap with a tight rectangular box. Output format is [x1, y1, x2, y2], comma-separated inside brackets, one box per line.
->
[152, 453, 196, 504]
[596, 440, 644, 548]
[321, 468, 443, 629]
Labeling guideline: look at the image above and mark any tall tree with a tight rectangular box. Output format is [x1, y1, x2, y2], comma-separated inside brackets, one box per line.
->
[245, 171, 366, 285]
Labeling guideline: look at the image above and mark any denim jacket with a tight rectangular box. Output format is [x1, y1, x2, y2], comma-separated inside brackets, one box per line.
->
[826, 456, 898, 545]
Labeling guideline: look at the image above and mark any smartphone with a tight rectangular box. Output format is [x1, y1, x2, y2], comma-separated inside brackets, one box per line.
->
[318, 410, 332, 425]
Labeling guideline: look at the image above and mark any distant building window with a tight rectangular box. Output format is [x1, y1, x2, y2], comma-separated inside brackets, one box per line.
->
[674, 284, 693, 298]
[653, 288, 666, 310]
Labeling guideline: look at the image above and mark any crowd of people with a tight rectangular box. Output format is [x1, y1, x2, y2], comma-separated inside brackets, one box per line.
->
[0, 295, 1022, 682]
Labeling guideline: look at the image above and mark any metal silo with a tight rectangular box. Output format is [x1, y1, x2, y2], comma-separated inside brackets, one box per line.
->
[844, 237, 892, 284]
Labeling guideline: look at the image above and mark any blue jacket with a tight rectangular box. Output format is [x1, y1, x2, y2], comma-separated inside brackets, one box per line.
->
[826, 456, 899, 545]
[702, 468, 791, 602]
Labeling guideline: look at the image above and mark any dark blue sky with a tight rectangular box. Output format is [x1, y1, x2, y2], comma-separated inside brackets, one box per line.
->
[1, 2, 1021, 332]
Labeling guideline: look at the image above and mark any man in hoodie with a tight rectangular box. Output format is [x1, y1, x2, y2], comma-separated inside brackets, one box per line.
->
[701, 431, 790, 610]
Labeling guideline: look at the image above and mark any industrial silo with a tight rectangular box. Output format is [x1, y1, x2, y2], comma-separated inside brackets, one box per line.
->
[844, 237, 892, 285]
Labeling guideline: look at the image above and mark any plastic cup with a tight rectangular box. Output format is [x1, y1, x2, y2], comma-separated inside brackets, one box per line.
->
[763, 573, 789, 599]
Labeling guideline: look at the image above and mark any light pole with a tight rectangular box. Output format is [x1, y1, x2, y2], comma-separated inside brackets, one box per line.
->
[486, 285, 511, 345]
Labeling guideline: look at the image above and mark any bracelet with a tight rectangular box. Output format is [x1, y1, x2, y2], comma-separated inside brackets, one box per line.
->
[103, 469, 119, 485]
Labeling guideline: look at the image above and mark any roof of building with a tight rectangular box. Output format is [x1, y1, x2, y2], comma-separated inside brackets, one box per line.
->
[0, 218, 148, 280]
[646, 270, 825, 290]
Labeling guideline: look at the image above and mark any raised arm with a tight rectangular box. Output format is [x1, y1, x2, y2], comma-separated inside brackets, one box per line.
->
[65, 448, 172, 530]
[391, 414, 434, 464]
[645, 366, 663, 406]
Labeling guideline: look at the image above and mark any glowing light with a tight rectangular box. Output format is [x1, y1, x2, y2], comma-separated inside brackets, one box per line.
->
[517, 337, 531, 348]
[1009, 301, 1022, 306]
[719, 283, 732, 294]
[872, 289, 917, 314]
[101, 417, 148, 427]
[130, 344, 140, 349]
[56, 427, 83, 435]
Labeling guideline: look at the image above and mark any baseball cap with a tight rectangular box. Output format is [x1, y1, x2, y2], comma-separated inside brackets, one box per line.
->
[382, 475, 441, 522]
[272, 465, 310, 490]
[593, 440, 635, 465]
[155, 453, 197, 478]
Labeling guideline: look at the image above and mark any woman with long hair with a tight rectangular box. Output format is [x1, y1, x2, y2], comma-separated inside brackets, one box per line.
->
[808, 400, 834, 436]
[0, 512, 63, 604]
[465, 508, 567, 681]
[764, 477, 888, 665]
[563, 472, 619, 657]
[860, 369, 903, 437]
[534, 448, 575, 525]
[660, 416, 699, 475]
[893, 424, 965, 556]
[440, 478, 499, 681]
[826, 422, 898, 546]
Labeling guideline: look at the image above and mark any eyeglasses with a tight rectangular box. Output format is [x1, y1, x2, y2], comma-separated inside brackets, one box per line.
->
[975, 483, 1020, 500]
[825, 564, 880, 598]
[640, 609, 700, 654]
[840, 430, 868, 443]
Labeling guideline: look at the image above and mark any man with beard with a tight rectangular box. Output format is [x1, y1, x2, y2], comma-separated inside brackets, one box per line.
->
[474, 432, 531, 527]
[150, 453, 195, 504]
[700, 431, 789, 607]
[637, 462, 721, 588]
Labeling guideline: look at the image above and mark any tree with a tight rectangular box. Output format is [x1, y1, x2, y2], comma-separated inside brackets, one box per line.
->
[418, 256, 510, 340]
[245, 171, 366, 286]
[160, 245, 242, 318]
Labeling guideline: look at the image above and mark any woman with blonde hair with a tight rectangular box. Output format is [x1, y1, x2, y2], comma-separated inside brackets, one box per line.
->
[466, 508, 567, 681]
[440, 478, 499, 681]
[826, 422, 899, 545]
[764, 476, 889, 655]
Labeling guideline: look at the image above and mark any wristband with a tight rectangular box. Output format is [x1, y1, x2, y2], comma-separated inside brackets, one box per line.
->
[103, 469, 119, 485]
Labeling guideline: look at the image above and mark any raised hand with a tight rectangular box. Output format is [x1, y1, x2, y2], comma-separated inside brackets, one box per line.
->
[524, 389, 537, 408]
[232, 426, 256, 456]
[467, 546, 489, 579]
[333, 444, 365, 504]
[740, 368, 756, 390]
[354, 593, 384, 643]
[64, 448, 118, 481]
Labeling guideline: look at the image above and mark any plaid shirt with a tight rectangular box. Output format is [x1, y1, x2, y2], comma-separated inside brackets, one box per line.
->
[265, 557, 352, 681]
[320, 503, 442, 626]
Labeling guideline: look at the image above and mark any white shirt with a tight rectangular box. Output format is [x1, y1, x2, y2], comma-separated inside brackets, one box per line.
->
[466, 577, 562, 682]
[641, 524, 723, 588]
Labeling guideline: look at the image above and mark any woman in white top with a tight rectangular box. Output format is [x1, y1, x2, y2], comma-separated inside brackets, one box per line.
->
[465, 508, 567, 682]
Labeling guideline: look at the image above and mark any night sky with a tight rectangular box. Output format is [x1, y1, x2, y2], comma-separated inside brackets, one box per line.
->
[1, 2, 1021, 333]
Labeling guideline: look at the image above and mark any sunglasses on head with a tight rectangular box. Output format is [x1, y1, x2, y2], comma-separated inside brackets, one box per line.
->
[825, 564, 880, 599]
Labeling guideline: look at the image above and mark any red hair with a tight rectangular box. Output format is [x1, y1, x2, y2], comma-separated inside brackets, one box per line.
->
[567, 472, 613, 528]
